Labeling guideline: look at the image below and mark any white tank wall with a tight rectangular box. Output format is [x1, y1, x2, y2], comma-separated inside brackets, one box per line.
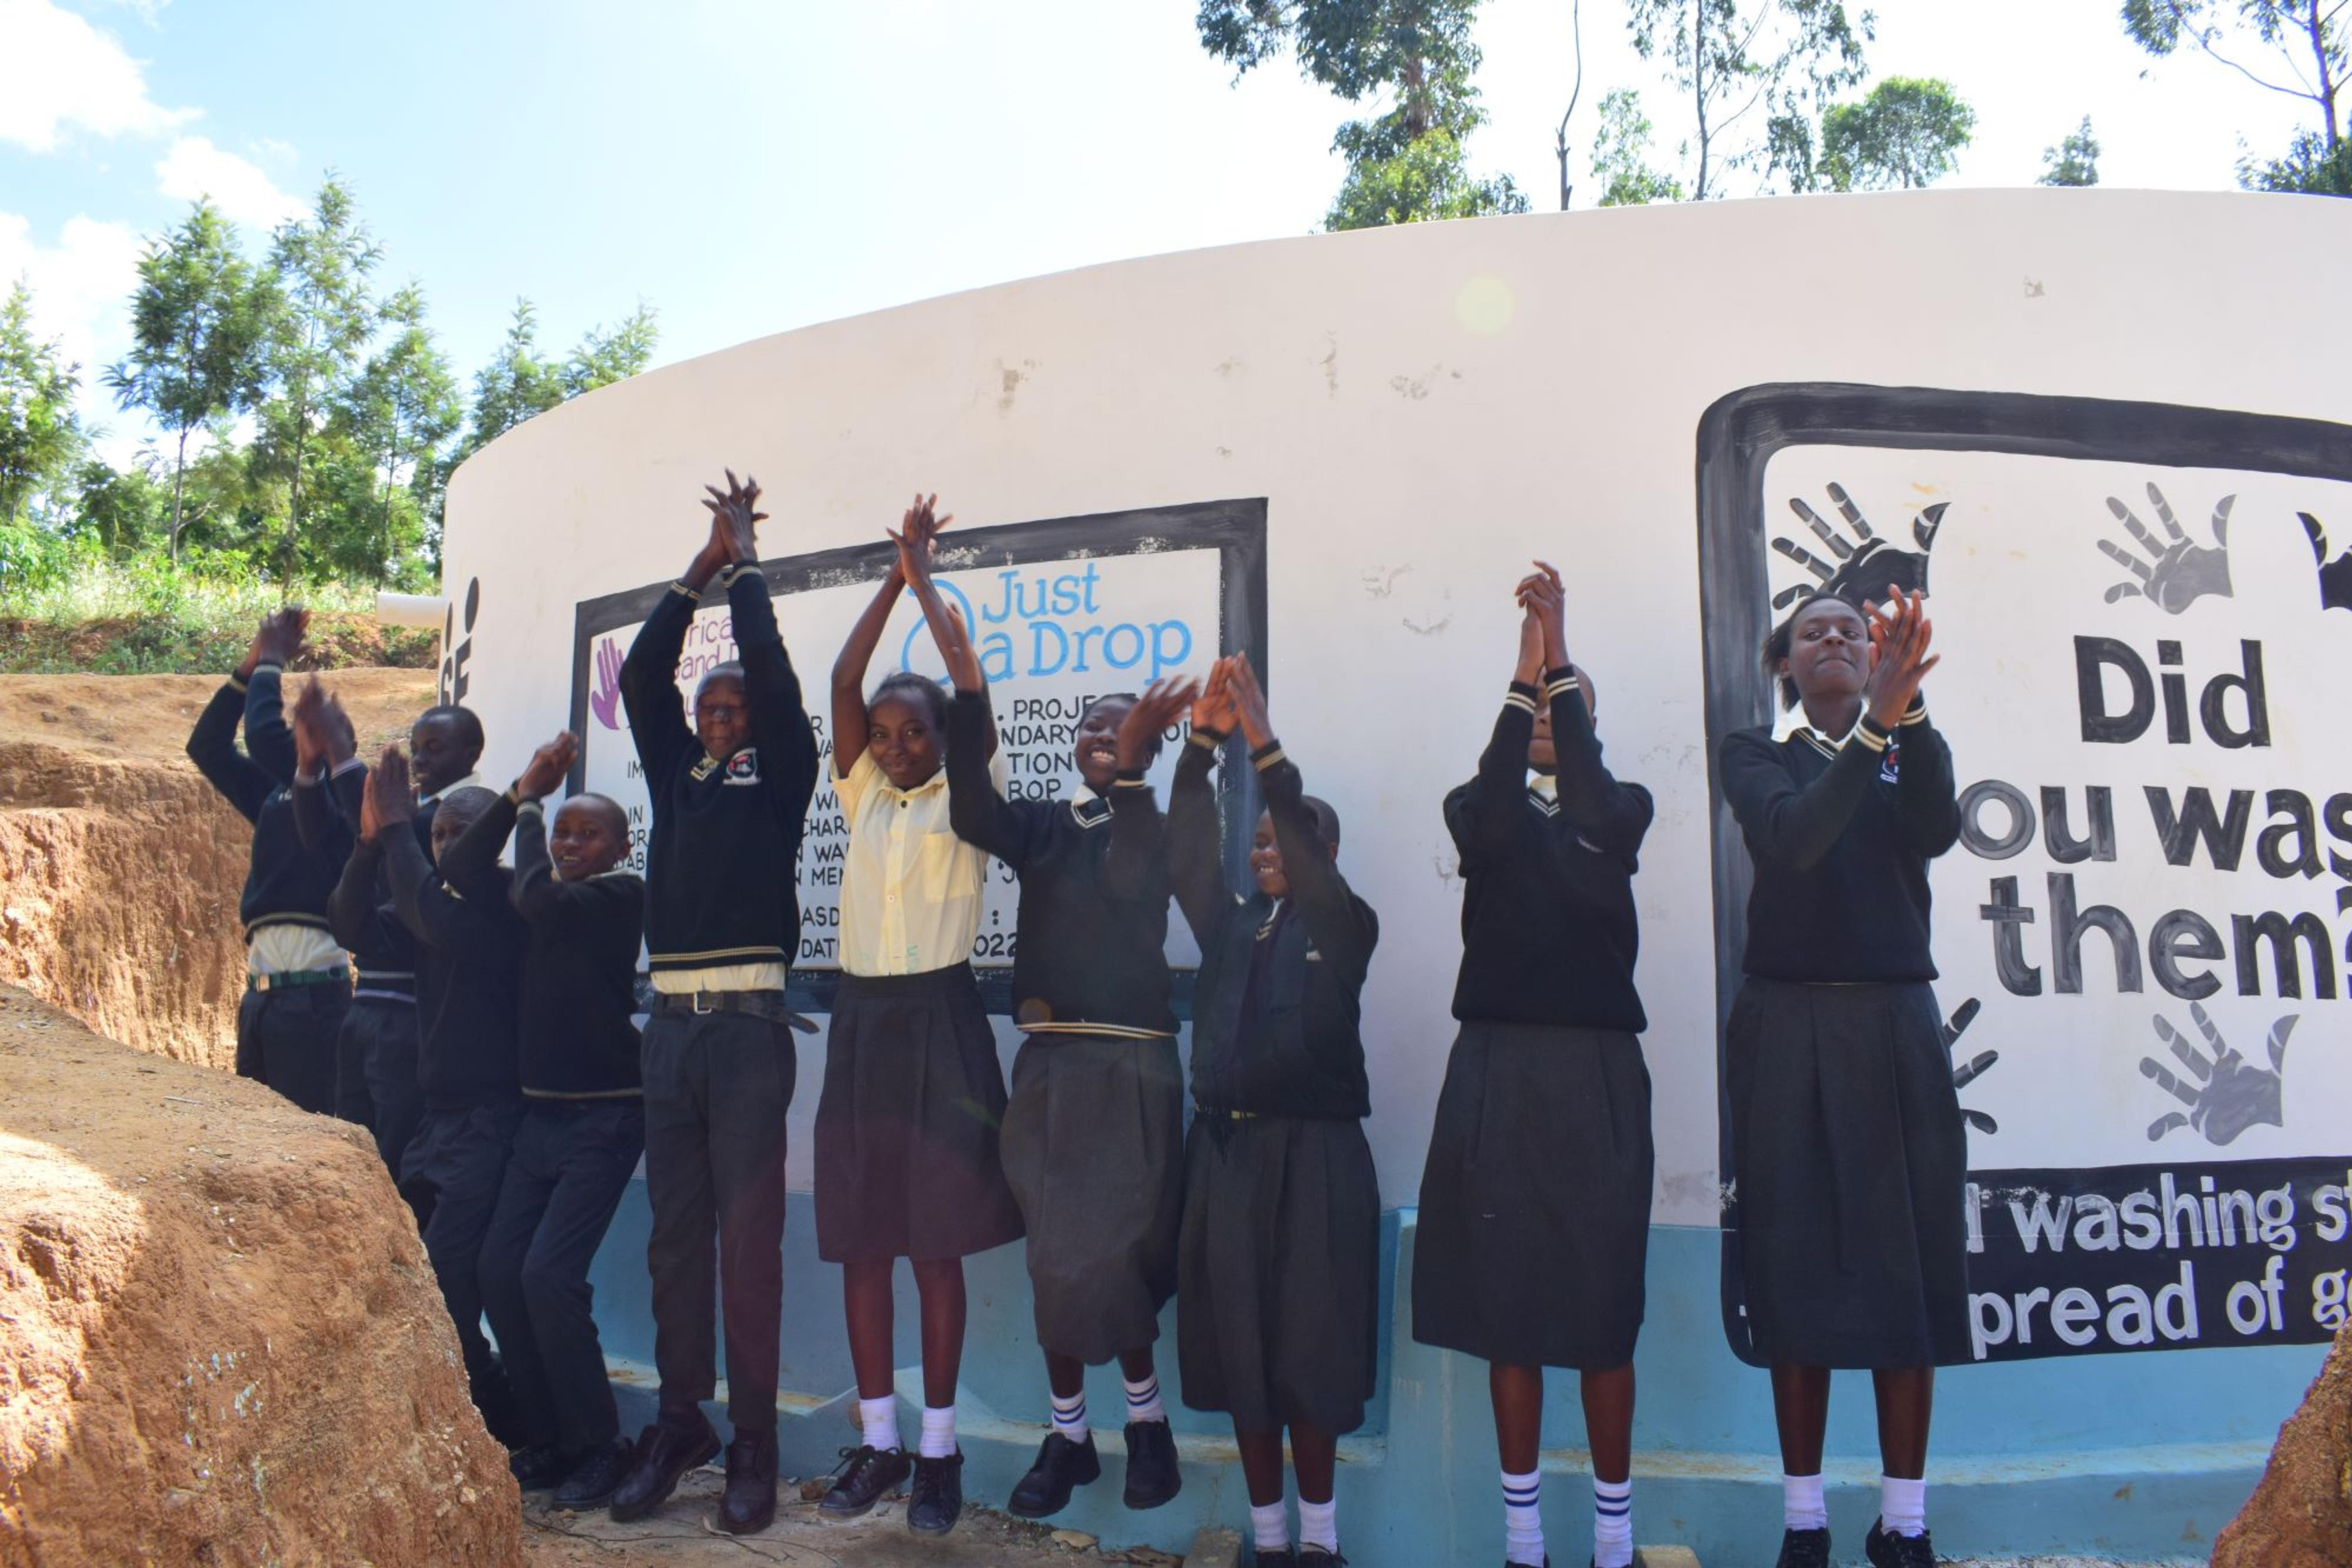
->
[443, 189, 2352, 1243]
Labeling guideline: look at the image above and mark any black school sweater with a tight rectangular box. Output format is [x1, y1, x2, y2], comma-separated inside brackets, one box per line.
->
[1169, 733, 1377, 1120]
[184, 664, 340, 948]
[439, 791, 645, 1098]
[1720, 701, 1960, 983]
[1446, 670, 1651, 1032]
[619, 563, 820, 979]
[308, 764, 428, 1000]
[944, 686, 1175, 1037]
[374, 828, 524, 1109]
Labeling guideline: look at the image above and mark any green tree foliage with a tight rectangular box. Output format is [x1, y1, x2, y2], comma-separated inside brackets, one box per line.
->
[2040, 116, 2102, 185]
[104, 200, 272, 564]
[2122, 0, 2345, 195]
[257, 178, 381, 583]
[337, 281, 459, 581]
[1626, 0, 1873, 200]
[1196, 0, 1527, 228]
[0, 280, 83, 527]
[1806, 75, 1975, 191]
[563, 302, 660, 397]
[68, 456, 167, 557]
[1590, 88, 1688, 205]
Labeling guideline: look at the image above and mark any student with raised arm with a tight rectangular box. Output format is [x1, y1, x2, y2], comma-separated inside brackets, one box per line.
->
[186, 607, 350, 1115]
[943, 631, 1196, 1520]
[607, 473, 822, 1537]
[437, 733, 647, 1512]
[812, 495, 1024, 1539]
[1719, 588, 1962, 1568]
[1413, 566, 1656, 1568]
[352, 750, 526, 1444]
[1168, 655, 1380, 1568]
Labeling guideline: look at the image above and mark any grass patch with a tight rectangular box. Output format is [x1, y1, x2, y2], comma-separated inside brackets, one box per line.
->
[0, 563, 439, 675]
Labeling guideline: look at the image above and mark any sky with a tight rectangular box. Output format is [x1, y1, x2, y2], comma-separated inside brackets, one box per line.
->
[0, 0, 2324, 465]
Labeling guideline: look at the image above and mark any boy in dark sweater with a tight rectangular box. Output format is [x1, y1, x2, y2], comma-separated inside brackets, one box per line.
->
[440, 731, 648, 1510]
[609, 472, 821, 1536]
[186, 608, 350, 1115]
[335, 749, 526, 1440]
[1169, 655, 1381, 1568]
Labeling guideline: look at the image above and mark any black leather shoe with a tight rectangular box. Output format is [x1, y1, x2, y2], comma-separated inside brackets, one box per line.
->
[716, 1430, 778, 1535]
[906, 1449, 964, 1535]
[1252, 1550, 1298, 1567]
[1775, 1526, 1833, 1568]
[508, 1442, 568, 1490]
[1296, 1549, 1347, 1566]
[1121, 1419, 1181, 1509]
[1501, 1555, 1550, 1567]
[1864, 1519, 1937, 1567]
[608, 1413, 720, 1523]
[552, 1437, 633, 1510]
[818, 1444, 911, 1519]
[1007, 1431, 1100, 1517]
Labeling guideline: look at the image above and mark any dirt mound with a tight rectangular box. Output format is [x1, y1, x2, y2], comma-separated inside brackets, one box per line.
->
[2212, 1316, 2352, 1567]
[0, 670, 437, 1070]
[0, 984, 519, 1566]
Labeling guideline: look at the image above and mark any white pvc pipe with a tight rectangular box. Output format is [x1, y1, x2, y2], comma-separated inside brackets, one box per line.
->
[377, 592, 448, 630]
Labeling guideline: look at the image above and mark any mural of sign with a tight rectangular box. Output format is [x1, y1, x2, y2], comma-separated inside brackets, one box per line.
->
[564, 499, 1268, 1011]
[1699, 385, 2352, 1364]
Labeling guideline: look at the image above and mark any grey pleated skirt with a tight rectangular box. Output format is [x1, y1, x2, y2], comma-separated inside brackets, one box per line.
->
[1000, 1031, 1186, 1363]
[1412, 1022, 1653, 1370]
[1176, 1113, 1381, 1436]
[814, 964, 1025, 1264]
[1725, 977, 1971, 1368]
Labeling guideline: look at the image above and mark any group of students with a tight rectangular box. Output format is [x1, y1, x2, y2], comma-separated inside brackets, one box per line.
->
[192, 472, 1967, 1568]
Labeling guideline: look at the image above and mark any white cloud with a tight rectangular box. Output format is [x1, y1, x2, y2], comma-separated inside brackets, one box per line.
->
[0, 209, 152, 462]
[154, 135, 308, 232]
[0, 0, 194, 152]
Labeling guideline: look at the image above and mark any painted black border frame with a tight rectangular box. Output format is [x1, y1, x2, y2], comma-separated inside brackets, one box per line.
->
[568, 497, 1270, 1017]
[1697, 383, 2352, 1366]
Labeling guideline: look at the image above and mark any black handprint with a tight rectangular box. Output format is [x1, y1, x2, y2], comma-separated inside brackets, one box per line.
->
[2137, 1002, 2296, 1147]
[2299, 513, 2352, 612]
[2097, 485, 2233, 613]
[1770, 483, 1947, 611]
[1941, 997, 1998, 1136]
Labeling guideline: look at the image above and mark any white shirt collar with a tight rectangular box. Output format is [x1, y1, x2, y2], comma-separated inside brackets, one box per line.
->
[1527, 769, 1558, 802]
[417, 771, 481, 806]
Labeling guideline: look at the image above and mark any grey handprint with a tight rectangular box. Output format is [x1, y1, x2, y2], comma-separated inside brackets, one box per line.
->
[1771, 482, 1948, 610]
[2137, 1002, 2296, 1146]
[2097, 485, 2233, 613]
[1942, 996, 1999, 1136]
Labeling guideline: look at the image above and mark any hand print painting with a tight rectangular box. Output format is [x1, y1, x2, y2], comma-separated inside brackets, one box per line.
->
[1699, 386, 2352, 1364]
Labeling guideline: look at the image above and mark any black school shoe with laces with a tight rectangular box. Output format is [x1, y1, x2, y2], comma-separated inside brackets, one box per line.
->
[508, 1442, 568, 1490]
[1007, 1431, 1101, 1517]
[1122, 1419, 1182, 1508]
[551, 1436, 633, 1510]
[1296, 1549, 1347, 1565]
[608, 1412, 721, 1522]
[1865, 1518, 1938, 1566]
[1250, 1551, 1297, 1567]
[906, 1449, 964, 1534]
[1775, 1526, 1832, 1568]
[717, 1429, 778, 1535]
[818, 1444, 911, 1519]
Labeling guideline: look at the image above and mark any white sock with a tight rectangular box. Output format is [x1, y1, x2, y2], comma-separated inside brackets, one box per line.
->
[1501, 1468, 1544, 1565]
[1783, 1472, 1828, 1531]
[1123, 1371, 1168, 1425]
[1880, 1474, 1927, 1537]
[1593, 1475, 1633, 1568]
[1250, 1500, 1290, 1552]
[1051, 1390, 1090, 1443]
[1297, 1494, 1339, 1554]
[858, 1395, 900, 1453]
[919, 1403, 957, 1459]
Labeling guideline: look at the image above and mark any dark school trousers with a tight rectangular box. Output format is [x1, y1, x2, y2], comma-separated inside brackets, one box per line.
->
[341, 998, 426, 1192]
[478, 1098, 646, 1454]
[401, 1099, 527, 1398]
[235, 981, 347, 1116]
[641, 1003, 797, 1436]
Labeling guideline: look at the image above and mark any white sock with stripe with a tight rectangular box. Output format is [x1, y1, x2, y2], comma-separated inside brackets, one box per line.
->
[858, 1395, 900, 1452]
[1050, 1390, 1089, 1443]
[1122, 1371, 1168, 1425]
[918, 1404, 957, 1459]
[1783, 1472, 1828, 1530]
[1593, 1475, 1633, 1568]
[1881, 1474, 1927, 1537]
[1297, 1494, 1339, 1554]
[1250, 1500, 1290, 1552]
[1501, 1468, 1544, 1565]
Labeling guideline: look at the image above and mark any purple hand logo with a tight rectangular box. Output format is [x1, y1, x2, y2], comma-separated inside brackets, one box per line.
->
[589, 637, 625, 730]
